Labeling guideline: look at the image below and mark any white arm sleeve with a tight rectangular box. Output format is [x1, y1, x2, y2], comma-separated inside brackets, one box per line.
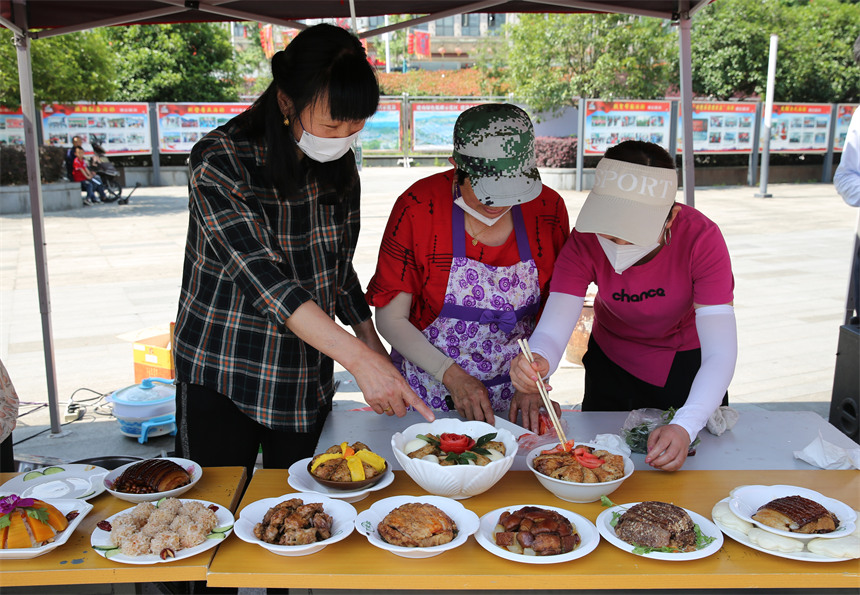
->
[375, 292, 454, 382]
[834, 110, 860, 207]
[670, 304, 738, 441]
[527, 292, 585, 378]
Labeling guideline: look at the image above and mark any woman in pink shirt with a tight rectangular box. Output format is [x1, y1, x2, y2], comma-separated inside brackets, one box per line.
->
[510, 140, 737, 471]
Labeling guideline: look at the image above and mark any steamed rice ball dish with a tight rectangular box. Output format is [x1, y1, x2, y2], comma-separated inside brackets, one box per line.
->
[107, 499, 218, 557]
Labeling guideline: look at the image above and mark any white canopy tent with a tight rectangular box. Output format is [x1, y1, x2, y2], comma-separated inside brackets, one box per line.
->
[1, 0, 715, 434]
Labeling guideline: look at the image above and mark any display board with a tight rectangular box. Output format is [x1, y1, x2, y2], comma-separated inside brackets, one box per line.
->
[41, 103, 150, 155]
[156, 103, 251, 154]
[360, 101, 402, 152]
[411, 102, 484, 152]
[834, 104, 858, 151]
[765, 103, 832, 153]
[677, 102, 757, 153]
[583, 100, 673, 155]
[0, 106, 24, 146]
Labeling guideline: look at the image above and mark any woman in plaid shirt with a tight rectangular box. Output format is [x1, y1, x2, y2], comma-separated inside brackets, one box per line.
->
[174, 24, 433, 479]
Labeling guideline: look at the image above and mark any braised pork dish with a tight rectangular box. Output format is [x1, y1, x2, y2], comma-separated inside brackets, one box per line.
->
[614, 501, 697, 552]
[112, 459, 191, 494]
[531, 445, 625, 483]
[493, 506, 580, 556]
[752, 495, 840, 534]
[253, 498, 333, 546]
[377, 503, 457, 547]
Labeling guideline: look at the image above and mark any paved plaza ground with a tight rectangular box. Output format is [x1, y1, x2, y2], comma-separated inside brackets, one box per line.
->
[0, 167, 857, 465]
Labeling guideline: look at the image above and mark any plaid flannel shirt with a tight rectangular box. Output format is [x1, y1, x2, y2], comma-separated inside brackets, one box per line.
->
[174, 120, 371, 432]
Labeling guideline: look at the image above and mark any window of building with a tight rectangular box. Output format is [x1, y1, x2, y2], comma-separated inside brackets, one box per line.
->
[436, 16, 455, 36]
[487, 13, 506, 31]
[460, 14, 480, 36]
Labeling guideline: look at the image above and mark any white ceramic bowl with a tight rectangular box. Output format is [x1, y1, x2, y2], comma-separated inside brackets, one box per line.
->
[391, 419, 517, 500]
[104, 457, 202, 503]
[233, 493, 357, 556]
[353, 495, 479, 558]
[729, 484, 857, 540]
[526, 443, 634, 503]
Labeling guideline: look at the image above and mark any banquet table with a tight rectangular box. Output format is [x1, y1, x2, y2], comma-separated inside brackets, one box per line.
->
[206, 468, 860, 591]
[0, 466, 246, 587]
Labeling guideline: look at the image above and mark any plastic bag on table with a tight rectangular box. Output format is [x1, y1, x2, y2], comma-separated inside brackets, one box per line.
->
[621, 407, 699, 455]
[516, 410, 571, 453]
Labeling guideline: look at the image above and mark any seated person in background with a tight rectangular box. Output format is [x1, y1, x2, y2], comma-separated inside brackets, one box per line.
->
[64, 135, 83, 180]
[510, 140, 737, 471]
[71, 146, 106, 205]
[366, 104, 570, 433]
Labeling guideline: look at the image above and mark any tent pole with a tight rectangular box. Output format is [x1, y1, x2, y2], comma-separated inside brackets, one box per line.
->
[11, 23, 64, 435]
[677, 3, 695, 207]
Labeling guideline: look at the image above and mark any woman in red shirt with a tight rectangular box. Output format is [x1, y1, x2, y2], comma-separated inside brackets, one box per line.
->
[367, 104, 569, 432]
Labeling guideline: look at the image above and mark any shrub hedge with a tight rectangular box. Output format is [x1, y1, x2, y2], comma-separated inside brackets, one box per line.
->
[535, 136, 577, 168]
[1, 145, 67, 186]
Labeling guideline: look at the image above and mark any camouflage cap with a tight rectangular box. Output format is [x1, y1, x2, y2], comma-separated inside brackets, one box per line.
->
[452, 103, 542, 207]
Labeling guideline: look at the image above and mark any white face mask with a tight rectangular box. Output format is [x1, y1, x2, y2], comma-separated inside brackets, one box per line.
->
[296, 120, 361, 163]
[597, 234, 660, 275]
[453, 184, 511, 226]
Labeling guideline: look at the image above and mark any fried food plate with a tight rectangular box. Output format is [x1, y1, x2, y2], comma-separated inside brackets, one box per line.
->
[353, 495, 479, 558]
[233, 493, 356, 556]
[596, 502, 723, 561]
[288, 457, 394, 503]
[728, 484, 856, 540]
[474, 504, 600, 564]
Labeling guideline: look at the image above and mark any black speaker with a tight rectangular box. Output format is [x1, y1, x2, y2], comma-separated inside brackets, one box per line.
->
[829, 324, 859, 444]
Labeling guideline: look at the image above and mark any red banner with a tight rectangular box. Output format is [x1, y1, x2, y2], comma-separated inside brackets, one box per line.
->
[414, 30, 431, 57]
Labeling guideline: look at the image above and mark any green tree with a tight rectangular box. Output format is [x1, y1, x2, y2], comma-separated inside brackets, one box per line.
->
[0, 29, 116, 108]
[232, 22, 271, 98]
[691, 0, 859, 103]
[103, 23, 240, 102]
[505, 14, 677, 116]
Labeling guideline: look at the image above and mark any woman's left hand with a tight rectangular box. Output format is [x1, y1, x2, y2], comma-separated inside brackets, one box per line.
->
[508, 391, 561, 434]
[645, 424, 690, 471]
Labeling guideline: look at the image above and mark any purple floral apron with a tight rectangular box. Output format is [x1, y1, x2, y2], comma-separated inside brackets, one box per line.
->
[398, 203, 540, 412]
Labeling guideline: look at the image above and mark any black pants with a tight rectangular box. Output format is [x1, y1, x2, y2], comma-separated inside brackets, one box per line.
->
[581, 335, 728, 411]
[175, 382, 329, 484]
[1, 433, 14, 472]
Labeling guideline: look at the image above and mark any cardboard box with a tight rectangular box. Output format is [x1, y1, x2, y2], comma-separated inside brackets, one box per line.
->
[133, 323, 175, 383]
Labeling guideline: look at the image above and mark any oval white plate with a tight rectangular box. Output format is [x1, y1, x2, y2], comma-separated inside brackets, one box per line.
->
[90, 498, 233, 564]
[0, 498, 93, 559]
[729, 485, 856, 540]
[474, 504, 600, 564]
[1, 464, 108, 501]
[354, 495, 479, 558]
[287, 457, 394, 503]
[712, 497, 854, 562]
[104, 458, 202, 503]
[596, 502, 723, 560]
[233, 493, 356, 556]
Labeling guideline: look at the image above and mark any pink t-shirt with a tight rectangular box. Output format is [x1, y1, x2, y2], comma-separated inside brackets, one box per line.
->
[551, 204, 734, 386]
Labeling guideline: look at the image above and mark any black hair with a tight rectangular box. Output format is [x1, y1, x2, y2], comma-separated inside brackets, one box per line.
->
[234, 24, 379, 198]
[604, 140, 676, 171]
[455, 169, 469, 186]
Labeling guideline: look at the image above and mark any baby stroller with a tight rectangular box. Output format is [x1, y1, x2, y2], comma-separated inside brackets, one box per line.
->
[89, 142, 126, 204]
